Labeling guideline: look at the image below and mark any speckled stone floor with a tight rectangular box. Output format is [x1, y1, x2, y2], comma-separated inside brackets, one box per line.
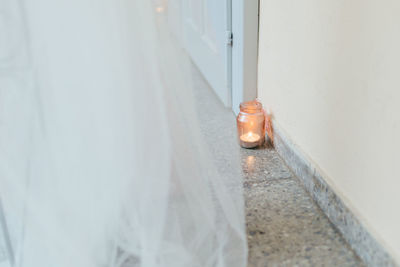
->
[191, 66, 364, 267]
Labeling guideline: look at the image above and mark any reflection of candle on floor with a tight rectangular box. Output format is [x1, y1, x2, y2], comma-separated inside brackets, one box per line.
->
[246, 155, 255, 171]
[240, 132, 260, 143]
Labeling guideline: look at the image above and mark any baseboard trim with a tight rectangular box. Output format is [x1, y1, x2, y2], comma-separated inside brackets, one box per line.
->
[271, 123, 398, 266]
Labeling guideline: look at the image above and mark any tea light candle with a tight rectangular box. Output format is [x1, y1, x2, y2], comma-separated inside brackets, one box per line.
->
[240, 132, 260, 143]
[240, 132, 261, 148]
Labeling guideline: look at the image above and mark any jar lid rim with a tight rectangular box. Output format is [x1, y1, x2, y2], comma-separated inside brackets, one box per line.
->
[240, 100, 263, 111]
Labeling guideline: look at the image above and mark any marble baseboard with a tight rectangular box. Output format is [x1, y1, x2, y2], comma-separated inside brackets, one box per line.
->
[271, 124, 398, 267]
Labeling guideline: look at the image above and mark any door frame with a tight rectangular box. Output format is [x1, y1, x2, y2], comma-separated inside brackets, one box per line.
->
[231, 0, 259, 114]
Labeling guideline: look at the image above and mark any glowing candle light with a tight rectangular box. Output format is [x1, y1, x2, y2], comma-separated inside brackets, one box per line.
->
[155, 6, 164, 13]
[240, 132, 260, 143]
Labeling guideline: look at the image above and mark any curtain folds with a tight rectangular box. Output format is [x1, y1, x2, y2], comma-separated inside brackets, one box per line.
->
[0, 1, 247, 266]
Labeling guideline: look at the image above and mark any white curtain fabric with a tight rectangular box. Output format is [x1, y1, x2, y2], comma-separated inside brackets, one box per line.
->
[0, 0, 247, 266]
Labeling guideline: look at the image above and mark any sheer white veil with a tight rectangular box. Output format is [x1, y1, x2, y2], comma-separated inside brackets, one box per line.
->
[0, 0, 247, 266]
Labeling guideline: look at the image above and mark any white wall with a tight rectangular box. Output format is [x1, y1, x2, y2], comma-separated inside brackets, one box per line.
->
[258, 0, 400, 259]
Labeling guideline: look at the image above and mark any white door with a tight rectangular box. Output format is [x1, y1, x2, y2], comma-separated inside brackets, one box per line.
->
[183, 0, 232, 107]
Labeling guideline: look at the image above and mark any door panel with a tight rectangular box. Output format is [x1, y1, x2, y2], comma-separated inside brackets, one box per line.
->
[183, 0, 231, 106]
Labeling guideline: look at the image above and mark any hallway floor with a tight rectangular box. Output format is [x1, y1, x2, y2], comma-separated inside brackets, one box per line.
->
[192, 67, 364, 267]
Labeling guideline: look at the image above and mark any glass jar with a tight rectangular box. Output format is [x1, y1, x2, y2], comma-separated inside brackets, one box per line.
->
[237, 100, 265, 148]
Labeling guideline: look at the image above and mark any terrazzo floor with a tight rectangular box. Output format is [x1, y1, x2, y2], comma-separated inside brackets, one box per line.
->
[191, 66, 364, 267]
